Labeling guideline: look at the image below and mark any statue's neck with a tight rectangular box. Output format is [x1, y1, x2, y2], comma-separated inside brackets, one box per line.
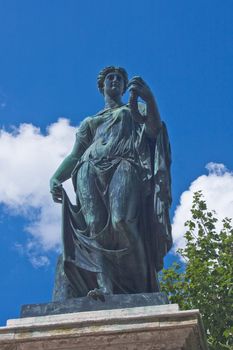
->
[104, 95, 123, 110]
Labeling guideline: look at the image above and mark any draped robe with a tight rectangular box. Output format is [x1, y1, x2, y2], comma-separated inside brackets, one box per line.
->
[53, 103, 172, 300]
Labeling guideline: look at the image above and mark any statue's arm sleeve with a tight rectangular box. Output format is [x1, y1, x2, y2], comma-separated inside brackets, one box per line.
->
[51, 118, 93, 184]
[138, 102, 162, 139]
[71, 117, 93, 158]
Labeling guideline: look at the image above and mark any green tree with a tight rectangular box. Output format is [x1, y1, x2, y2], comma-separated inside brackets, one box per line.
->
[160, 191, 233, 350]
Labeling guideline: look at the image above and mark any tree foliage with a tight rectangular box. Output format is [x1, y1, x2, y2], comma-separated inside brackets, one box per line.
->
[160, 191, 233, 350]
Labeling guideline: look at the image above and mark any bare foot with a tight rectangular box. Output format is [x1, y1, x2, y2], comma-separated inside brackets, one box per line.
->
[87, 288, 108, 301]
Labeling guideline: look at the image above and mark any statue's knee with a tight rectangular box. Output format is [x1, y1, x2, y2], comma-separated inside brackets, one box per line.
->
[87, 217, 103, 234]
[112, 217, 127, 232]
[112, 216, 139, 246]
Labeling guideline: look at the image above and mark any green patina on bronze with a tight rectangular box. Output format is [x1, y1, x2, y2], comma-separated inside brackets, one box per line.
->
[50, 66, 172, 300]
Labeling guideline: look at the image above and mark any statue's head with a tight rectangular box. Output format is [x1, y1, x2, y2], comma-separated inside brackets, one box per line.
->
[97, 66, 128, 96]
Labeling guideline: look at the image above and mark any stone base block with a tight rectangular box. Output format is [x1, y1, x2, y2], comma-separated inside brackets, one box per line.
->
[20, 292, 169, 318]
[0, 304, 208, 350]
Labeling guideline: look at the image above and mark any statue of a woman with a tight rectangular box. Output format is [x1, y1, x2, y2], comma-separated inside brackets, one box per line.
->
[50, 66, 172, 300]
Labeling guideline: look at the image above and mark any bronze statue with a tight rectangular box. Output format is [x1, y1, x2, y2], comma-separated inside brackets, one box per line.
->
[50, 66, 172, 300]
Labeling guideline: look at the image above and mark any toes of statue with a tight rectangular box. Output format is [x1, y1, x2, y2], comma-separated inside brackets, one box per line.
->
[87, 288, 106, 302]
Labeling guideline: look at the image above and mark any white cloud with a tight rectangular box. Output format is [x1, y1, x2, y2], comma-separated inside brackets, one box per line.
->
[14, 242, 50, 269]
[0, 119, 77, 264]
[172, 162, 233, 252]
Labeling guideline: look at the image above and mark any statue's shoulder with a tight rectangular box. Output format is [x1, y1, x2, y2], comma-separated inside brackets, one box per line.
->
[75, 116, 93, 136]
[76, 113, 104, 137]
[76, 116, 90, 128]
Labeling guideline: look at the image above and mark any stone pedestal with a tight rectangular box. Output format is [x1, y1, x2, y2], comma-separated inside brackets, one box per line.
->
[0, 304, 208, 350]
[20, 292, 169, 318]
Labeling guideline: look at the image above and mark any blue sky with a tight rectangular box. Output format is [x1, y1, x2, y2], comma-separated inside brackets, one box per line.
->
[0, 0, 233, 325]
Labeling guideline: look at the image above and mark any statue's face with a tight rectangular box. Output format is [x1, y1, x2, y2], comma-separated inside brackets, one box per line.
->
[103, 71, 125, 98]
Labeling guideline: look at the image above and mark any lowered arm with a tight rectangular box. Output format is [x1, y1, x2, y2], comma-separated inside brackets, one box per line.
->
[50, 118, 92, 203]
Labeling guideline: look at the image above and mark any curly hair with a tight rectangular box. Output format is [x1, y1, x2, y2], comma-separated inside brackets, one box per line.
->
[97, 66, 128, 95]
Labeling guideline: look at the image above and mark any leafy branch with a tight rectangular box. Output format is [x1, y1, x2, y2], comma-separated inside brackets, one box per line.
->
[160, 191, 233, 350]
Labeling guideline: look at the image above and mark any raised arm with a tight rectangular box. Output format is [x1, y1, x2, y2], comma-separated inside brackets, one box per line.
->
[128, 76, 162, 138]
